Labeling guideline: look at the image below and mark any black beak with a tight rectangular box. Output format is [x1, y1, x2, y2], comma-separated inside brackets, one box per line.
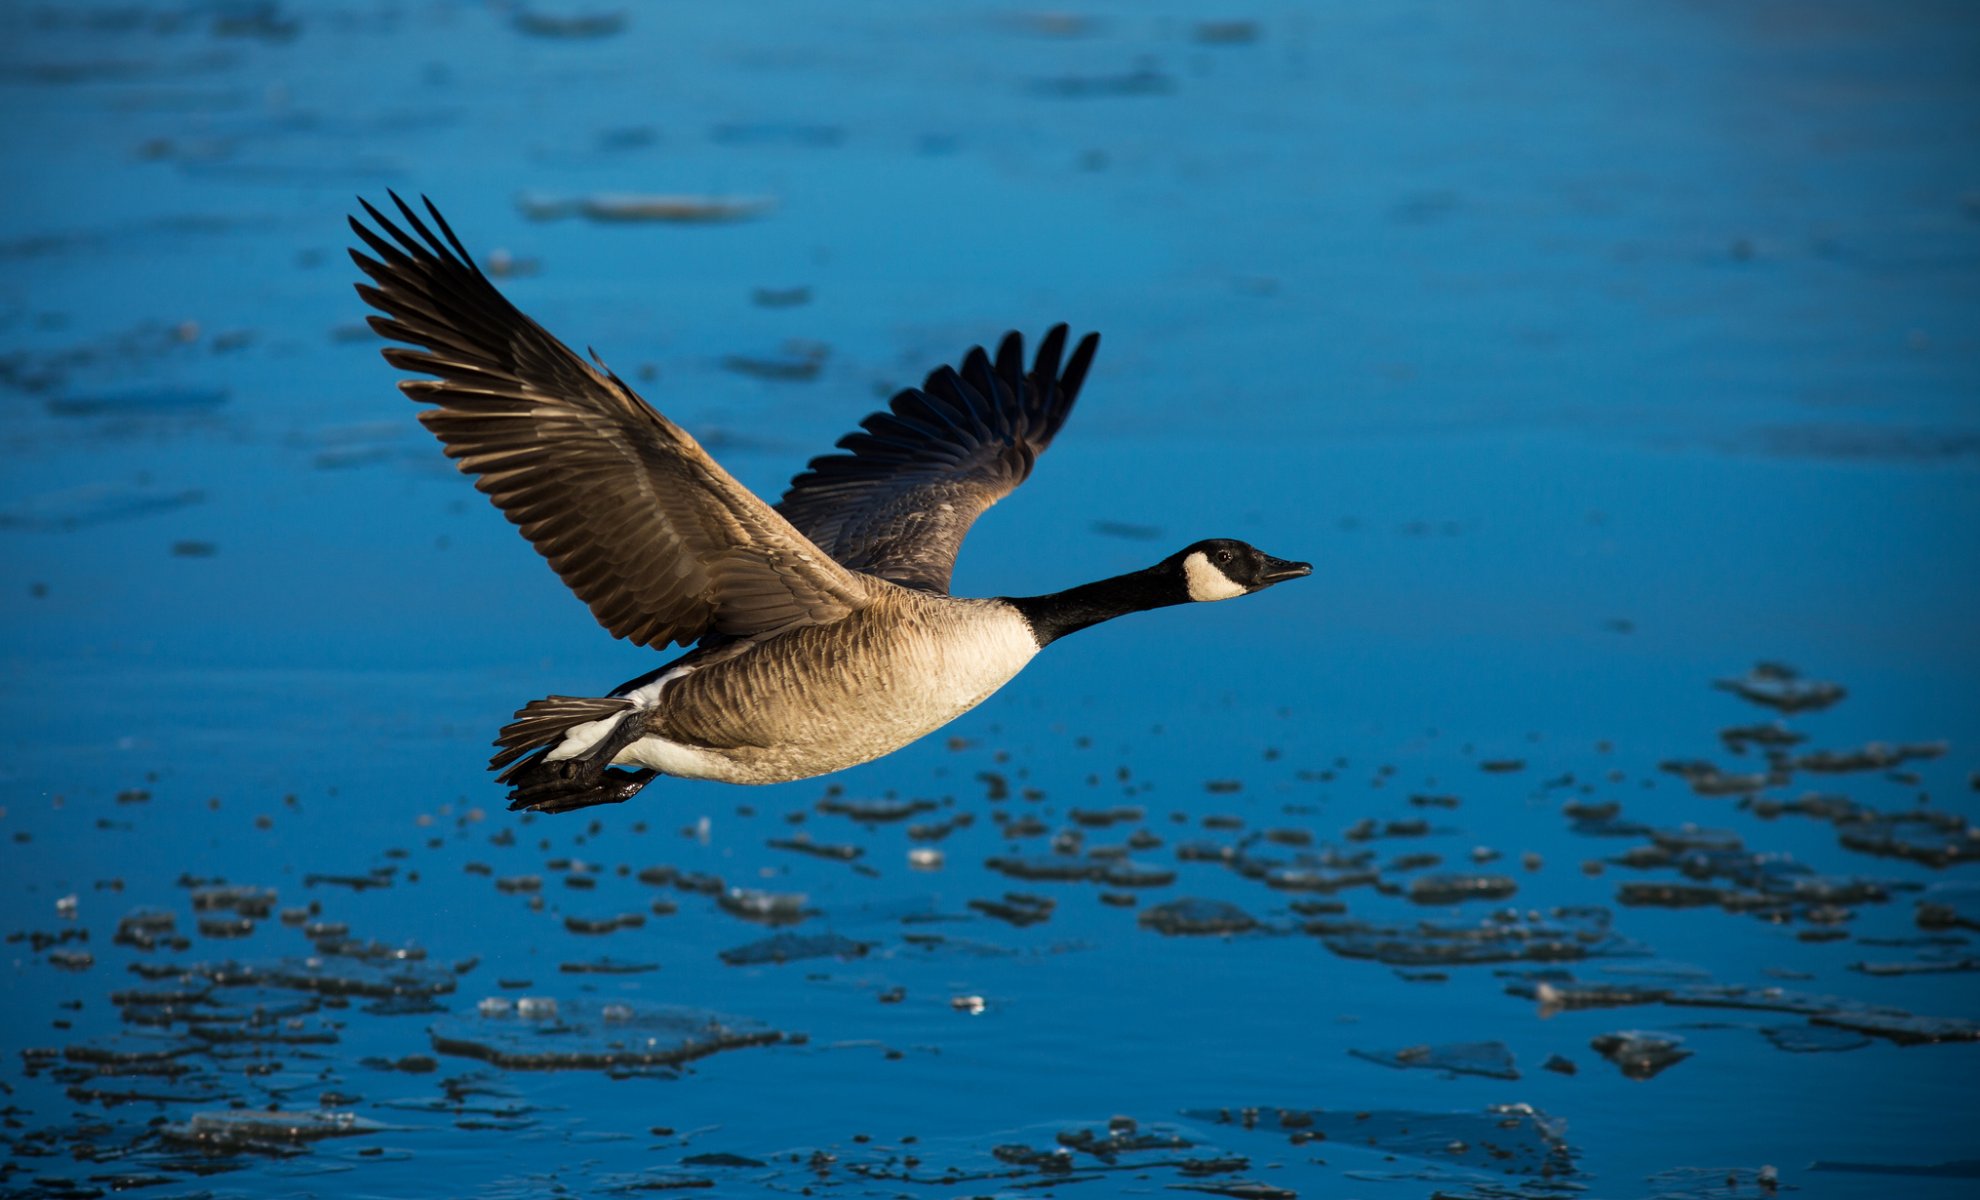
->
[1258, 556, 1312, 586]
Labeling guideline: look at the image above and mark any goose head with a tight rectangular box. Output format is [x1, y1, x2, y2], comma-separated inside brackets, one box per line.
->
[1169, 538, 1312, 603]
[1006, 537, 1311, 646]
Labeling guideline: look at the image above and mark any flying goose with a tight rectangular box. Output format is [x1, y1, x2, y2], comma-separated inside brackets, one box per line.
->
[350, 194, 1310, 813]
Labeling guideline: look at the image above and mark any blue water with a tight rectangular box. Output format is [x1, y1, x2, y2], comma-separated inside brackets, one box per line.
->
[4, 2, 1978, 1197]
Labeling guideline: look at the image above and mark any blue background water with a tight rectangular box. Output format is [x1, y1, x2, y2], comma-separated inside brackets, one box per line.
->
[3, 3, 1977, 1197]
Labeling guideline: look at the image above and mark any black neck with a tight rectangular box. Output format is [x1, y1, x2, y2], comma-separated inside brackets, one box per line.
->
[1004, 565, 1184, 647]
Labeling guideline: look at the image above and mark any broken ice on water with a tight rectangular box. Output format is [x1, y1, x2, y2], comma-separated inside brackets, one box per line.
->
[159, 1109, 384, 1152]
[1308, 906, 1642, 966]
[428, 999, 784, 1072]
[1349, 1040, 1521, 1080]
[1137, 898, 1259, 936]
[1589, 1030, 1692, 1079]
[1185, 1102, 1578, 1185]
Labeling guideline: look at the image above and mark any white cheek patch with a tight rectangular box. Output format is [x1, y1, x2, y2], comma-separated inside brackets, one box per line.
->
[1183, 551, 1247, 602]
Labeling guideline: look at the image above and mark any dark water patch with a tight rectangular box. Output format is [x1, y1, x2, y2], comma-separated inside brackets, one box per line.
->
[671, 870, 725, 896]
[1797, 741, 1946, 774]
[716, 887, 810, 924]
[159, 1108, 384, 1152]
[1068, 804, 1145, 827]
[114, 907, 185, 951]
[1617, 880, 1784, 915]
[1589, 1030, 1691, 1079]
[1761, 1024, 1871, 1053]
[142, 954, 460, 1000]
[1139, 898, 1257, 936]
[1609, 837, 1904, 922]
[766, 834, 861, 861]
[1188, 1103, 1575, 1183]
[1031, 63, 1175, 99]
[1345, 816, 1434, 841]
[1848, 956, 1979, 977]
[188, 885, 276, 916]
[985, 852, 1175, 888]
[1350, 1040, 1520, 1080]
[1739, 422, 1980, 464]
[1561, 799, 1653, 839]
[718, 931, 871, 966]
[985, 853, 1095, 882]
[0, 481, 205, 530]
[563, 912, 645, 934]
[1309, 906, 1637, 966]
[1091, 519, 1163, 542]
[429, 1000, 782, 1072]
[750, 284, 812, 307]
[1743, 793, 1980, 868]
[1660, 758, 1779, 796]
[1915, 886, 1980, 931]
[1714, 663, 1846, 714]
[1811, 1159, 1980, 1179]
[1514, 974, 1978, 1047]
[720, 340, 829, 382]
[1249, 857, 1381, 895]
[1720, 722, 1806, 754]
[969, 892, 1056, 927]
[512, 8, 627, 39]
[518, 191, 775, 223]
[1639, 1165, 1786, 1197]
[1808, 1010, 1980, 1047]
[289, 420, 426, 471]
[1408, 874, 1518, 905]
[1173, 1182, 1291, 1199]
[1195, 19, 1262, 45]
[594, 1167, 719, 1190]
[560, 957, 659, 974]
[303, 866, 397, 891]
[1100, 860, 1175, 887]
[817, 795, 937, 823]
[45, 386, 227, 417]
[197, 914, 255, 938]
[835, 1116, 1214, 1189]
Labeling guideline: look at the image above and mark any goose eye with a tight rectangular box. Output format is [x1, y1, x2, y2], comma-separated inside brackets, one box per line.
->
[1215, 549, 1233, 564]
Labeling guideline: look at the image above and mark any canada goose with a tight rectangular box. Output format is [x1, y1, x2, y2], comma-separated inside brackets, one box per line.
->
[350, 194, 1310, 813]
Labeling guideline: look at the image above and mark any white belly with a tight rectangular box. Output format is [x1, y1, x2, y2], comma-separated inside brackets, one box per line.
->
[613, 601, 1040, 785]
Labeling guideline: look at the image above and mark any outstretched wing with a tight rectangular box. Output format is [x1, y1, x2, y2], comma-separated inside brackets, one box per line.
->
[350, 193, 869, 649]
[775, 325, 1099, 592]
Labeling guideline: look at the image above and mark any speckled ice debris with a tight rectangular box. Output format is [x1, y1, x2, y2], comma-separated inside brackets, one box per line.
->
[1589, 1030, 1693, 1079]
[160, 1109, 384, 1149]
[1185, 1103, 1577, 1184]
[1713, 663, 1847, 714]
[1308, 907, 1638, 966]
[717, 886, 811, 923]
[428, 999, 782, 1071]
[717, 931, 872, 966]
[1407, 873, 1519, 905]
[1350, 1040, 1521, 1080]
[1137, 898, 1258, 936]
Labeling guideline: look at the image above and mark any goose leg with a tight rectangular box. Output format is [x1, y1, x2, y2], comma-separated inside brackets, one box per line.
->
[504, 709, 656, 814]
[508, 765, 658, 814]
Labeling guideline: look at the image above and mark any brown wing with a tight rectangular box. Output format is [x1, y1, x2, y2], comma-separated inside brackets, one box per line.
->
[775, 325, 1099, 592]
[350, 193, 869, 649]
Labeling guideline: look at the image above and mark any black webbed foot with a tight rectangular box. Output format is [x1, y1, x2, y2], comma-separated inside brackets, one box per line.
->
[507, 764, 658, 814]
[499, 708, 654, 814]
